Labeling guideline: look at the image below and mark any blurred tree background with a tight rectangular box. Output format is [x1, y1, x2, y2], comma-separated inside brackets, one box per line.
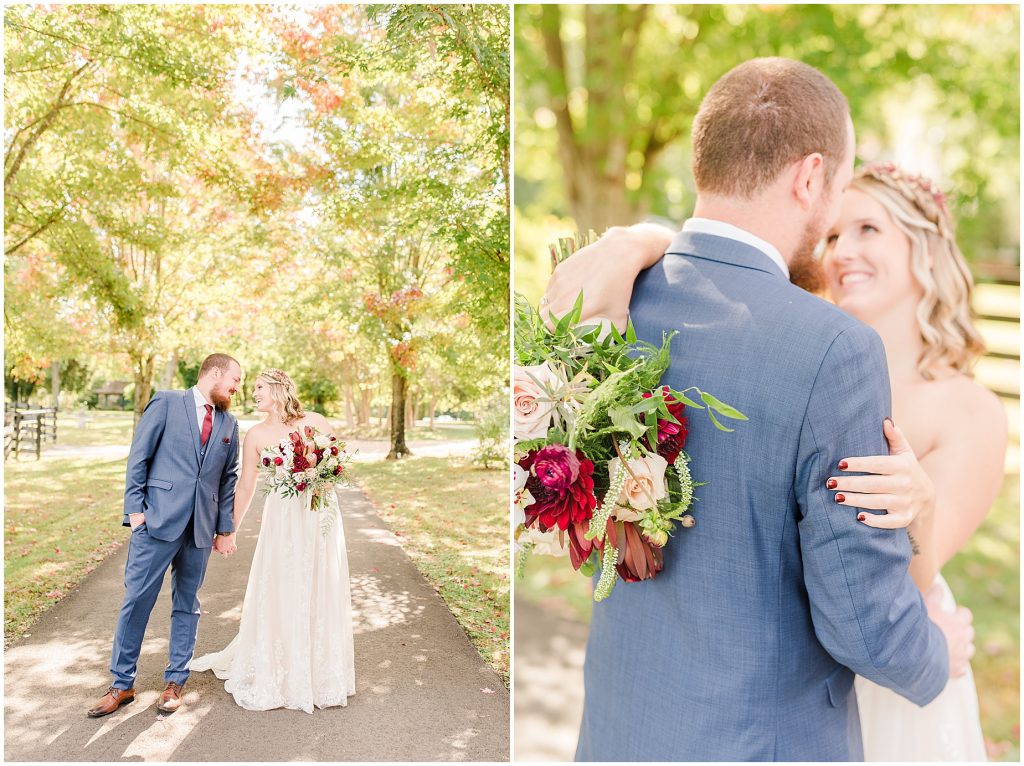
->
[513, 4, 1019, 761]
[5, 3, 509, 455]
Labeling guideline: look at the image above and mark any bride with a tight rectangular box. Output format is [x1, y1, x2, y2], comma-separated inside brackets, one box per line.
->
[191, 368, 356, 713]
[541, 163, 1007, 761]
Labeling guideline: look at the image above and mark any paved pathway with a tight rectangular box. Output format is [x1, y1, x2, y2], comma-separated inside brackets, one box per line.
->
[4, 487, 509, 762]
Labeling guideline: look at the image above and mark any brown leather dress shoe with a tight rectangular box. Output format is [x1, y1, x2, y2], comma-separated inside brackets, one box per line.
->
[87, 686, 135, 718]
[157, 681, 185, 713]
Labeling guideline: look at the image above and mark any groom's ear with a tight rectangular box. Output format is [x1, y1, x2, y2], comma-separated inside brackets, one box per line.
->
[792, 152, 826, 210]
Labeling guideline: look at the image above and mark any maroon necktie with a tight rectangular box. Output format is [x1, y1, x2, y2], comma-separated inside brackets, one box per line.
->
[200, 404, 213, 446]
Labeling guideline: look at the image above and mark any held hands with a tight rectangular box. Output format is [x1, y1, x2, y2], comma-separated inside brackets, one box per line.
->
[925, 584, 976, 678]
[827, 419, 935, 529]
[128, 513, 145, 530]
[213, 533, 237, 557]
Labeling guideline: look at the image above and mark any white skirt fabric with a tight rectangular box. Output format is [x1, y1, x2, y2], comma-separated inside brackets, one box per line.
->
[191, 488, 356, 713]
[855, 574, 987, 761]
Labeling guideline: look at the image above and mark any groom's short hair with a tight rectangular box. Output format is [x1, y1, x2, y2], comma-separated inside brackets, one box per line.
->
[692, 57, 849, 198]
[198, 353, 239, 378]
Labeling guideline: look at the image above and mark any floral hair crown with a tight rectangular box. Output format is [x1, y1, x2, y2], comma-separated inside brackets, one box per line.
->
[855, 162, 951, 234]
[259, 368, 294, 388]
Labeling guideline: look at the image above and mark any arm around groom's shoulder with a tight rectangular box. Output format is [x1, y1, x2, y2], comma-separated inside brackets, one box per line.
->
[122, 390, 171, 527]
[795, 321, 949, 707]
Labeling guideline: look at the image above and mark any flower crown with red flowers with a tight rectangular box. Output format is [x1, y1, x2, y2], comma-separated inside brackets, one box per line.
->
[855, 162, 952, 236]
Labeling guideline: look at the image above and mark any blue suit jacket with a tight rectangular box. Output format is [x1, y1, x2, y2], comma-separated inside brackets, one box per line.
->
[575, 232, 949, 761]
[122, 390, 239, 548]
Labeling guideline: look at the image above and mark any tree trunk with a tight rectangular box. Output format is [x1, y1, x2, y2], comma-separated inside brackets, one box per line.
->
[131, 353, 156, 429]
[344, 383, 355, 430]
[161, 354, 178, 389]
[405, 389, 415, 429]
[386, 369, 412, 460]
[429, 394, 436, 429]
[358, 388, 371, 426]
[51, 361, 60, 411]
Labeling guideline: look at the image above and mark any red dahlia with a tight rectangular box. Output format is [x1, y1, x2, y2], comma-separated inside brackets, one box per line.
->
[641, 386, 689, 464]
[521, 445, 597, 533]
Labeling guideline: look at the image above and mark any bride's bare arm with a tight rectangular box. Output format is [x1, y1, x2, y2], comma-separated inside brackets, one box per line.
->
[910, 389, 1007, 589]
[231, 429, 261, 532]
[542, 223, 675, 329]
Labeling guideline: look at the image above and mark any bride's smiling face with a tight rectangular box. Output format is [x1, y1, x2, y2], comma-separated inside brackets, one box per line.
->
[822, 187, 922, 322]
[252, 379, 275, 415]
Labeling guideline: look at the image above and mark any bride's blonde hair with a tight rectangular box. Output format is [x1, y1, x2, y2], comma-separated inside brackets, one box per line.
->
[257, 368, 306, 424]
[851, 164, 985, 378]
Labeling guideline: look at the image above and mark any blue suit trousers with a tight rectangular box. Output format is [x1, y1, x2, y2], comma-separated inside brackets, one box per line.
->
[110, 516, 211, 688]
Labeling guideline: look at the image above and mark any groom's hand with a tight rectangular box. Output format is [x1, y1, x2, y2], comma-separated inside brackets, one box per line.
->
[213, 533, 237, 557]
[925, 585, 975, 678]
[128, 513, 146, 530]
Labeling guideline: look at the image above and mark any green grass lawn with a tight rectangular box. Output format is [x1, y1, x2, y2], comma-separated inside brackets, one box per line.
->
[353, 456, 510, 685]
[518, 473, 1020, 761]
[4, 453, 128, 645]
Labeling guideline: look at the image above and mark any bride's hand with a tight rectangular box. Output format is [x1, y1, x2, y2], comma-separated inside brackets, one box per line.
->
[541, 224, 673, 330]
[828, 419, 935, 529]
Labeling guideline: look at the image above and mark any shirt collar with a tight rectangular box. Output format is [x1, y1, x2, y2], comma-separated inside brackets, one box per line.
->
[192, 386, 212, 410]
[682, 218, 789, 278]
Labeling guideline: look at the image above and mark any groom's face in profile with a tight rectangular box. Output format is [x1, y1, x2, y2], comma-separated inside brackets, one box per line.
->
[790, 117, 856, 293]
[209, 362, 243, 411]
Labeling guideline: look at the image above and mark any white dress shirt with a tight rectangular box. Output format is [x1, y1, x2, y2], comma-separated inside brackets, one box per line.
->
[192, 386, 214, 434]
[682, 217, 789, 278]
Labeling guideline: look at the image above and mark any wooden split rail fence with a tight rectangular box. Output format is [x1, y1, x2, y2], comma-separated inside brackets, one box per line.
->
[3, 408, 58, 461]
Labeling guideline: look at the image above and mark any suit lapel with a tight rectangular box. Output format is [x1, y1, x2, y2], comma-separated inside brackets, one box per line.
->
[182, 390, 202, 466]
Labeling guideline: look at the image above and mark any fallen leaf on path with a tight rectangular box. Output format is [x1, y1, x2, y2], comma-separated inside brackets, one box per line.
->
[481, 688, 495, 694]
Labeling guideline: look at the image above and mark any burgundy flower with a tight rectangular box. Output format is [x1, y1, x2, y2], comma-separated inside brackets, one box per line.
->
[262, 457, 271, 467]
[296, 482, 307, 492]
[641, 386, 689, 464]
[330, 446, 339, 456]
[293, 454, 309, 472]
[273, 456, 284, 466]
[334, 465, 343, 475]
[521, 445, 597, 532]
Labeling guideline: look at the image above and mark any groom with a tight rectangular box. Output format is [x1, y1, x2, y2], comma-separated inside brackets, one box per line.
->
[573, 59, 973, 760]
[87, 353, 242, 717]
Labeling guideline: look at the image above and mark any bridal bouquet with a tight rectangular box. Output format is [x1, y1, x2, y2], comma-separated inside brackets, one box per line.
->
[259, 426, 352, 535]
[514, 236, 746, 601]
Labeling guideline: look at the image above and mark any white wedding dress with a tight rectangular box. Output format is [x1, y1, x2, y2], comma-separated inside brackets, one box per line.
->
[855, 573, 987, 761]
[191, 486, 356, 713]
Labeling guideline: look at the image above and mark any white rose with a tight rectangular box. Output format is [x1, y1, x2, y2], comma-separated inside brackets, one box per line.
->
[313, 433, 331, 449]
[608, 453, 668, 513]
[513, 363, 558, 441]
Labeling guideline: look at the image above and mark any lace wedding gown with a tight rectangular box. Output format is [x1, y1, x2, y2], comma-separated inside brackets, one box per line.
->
[855, 573, 986, 761]
[191, 486, 356, 713]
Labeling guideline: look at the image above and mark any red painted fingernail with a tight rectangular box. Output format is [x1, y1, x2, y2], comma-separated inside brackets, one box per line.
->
[857, 513, 866, 521]
[836, 494, 846, 503]
[826, 479, 838, 489]
[838, 460, 849, 470]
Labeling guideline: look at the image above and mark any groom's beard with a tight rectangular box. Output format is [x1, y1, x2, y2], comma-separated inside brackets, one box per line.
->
[789, 219, 828, 295]
[209, 386, 233, 412]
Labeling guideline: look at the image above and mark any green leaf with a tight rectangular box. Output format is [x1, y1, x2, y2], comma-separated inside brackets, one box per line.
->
[609, 405, 646, 438]
[707, 408, 734, 432]
[700, 391, 748, 421]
